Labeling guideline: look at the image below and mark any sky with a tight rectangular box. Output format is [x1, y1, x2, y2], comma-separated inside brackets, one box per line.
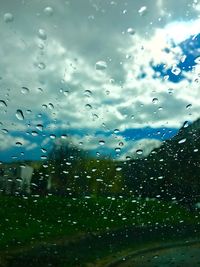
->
[0, 0, 200, 162]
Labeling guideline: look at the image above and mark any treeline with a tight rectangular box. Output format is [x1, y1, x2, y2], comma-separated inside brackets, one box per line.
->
[31, 141, 125, 197]
[124, 118, 200, 208]
[31, 118, 200, 207]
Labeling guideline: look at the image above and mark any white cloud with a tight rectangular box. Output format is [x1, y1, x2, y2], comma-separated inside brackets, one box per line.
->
[0, 134, 35, 151]
[119, 138, 162, 160]
[0, 0, 200, 159]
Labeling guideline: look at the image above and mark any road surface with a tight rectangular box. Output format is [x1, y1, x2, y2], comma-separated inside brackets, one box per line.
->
[112, 242, 200, 267]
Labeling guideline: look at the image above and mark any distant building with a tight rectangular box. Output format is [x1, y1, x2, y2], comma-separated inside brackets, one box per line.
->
[0, 165, 33, 194]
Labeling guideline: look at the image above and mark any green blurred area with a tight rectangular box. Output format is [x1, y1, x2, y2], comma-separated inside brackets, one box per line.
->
[0, 195, 198, 251]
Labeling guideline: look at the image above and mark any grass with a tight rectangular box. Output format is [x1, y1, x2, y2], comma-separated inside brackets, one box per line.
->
[0, 195, 199, 252]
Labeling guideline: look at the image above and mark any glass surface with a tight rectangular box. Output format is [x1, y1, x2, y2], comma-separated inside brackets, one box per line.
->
[0, 0, 200, 266]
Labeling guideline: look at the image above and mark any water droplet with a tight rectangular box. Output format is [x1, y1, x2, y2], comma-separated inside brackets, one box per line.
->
[41, 148, 47, 153]
[61, 134, 67, 139]
[168, 88, 174, 95]
[152, 98, 158, 104]
[38, 62, 46, 70]
[183, 121, 189, 128]
[21, 87, 29, 94]
[126, 156, 131, 161]
[115, 147, 121, 153]
[44, 6, 54, 16]
[42, 104, 47, 109]
[85, 104, 92, 110]
[138, 6, 147, 16]
[16, 142, 22, 147]
[50, 134, 56, 139]
[36, 124, 43, 131]
[0, 100, 7, 108]
[16, 109, 24, 121]
[136, 149, 143, 155]
[38, 29, 47, 40]
[38, 87, 44, 93]
[171, 66, 181, 75]
[32, 131, 38, 136]
[99, 140, 105, 145]
[1, 129, 8, 134]
[194, 56, 200, 64]
[180, 55, 186, 63]
[92, 113, 99, 120]
[4, 13, 14, 23]
[186, 104, 192, 109]
[26, 109, 32, 114]
[119, 141, 124, 147]
[41, 155, 47, 160]
[84, 90, 92, 97]
[116, 166, 122, 171]
[95, 61, 107, 70]
[114, 129, 120, 134]
[49, 103, 54, 109]
[127, 27, 135, 35]
[178, 138, 186, 144]
[63, 90, 69, 96]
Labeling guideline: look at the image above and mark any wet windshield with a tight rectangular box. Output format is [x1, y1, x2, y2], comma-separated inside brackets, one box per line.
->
[0, 0, 200, 266]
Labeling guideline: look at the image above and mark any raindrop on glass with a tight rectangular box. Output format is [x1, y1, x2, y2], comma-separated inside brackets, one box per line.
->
[85, 104, 92, 110]
[152, 98, 158, 104]
[41, 148, 47, 153]
[44, 6, 54, 16]
[194, 56, 200, 64]
[26, 109, 32, 114]
[99, 140, 105, 146]
[114, 129, 120, 134]
[16, 109, 24, 121]
[178, 138, 186, 144]
[84, 90, 92, 97]
[38, 62, 46, 70]
[21, 87, 29, 94]
[2, 129, 8, 134]
[116, 166, 122, 171]
[168, 88, 174, 95]
[127, 28, 135, 35]
[186, 104, 192, 109]
[49, 103, 54, 109]
[95, 61, 107, 70]
[38, 88, 44, 93]
[50, 134, 56, 139]
[63, 90, 69, 96]
[119, 141, 124, 147]
[171, 66, 181, 75]
[41, 155, 47, 160]
[183, 121, 189, 128]
[32, 131, 38, 136]
[0, 100, 7, 108]
[16, 142, 22, 147]
[138, 6, 147, 16]
[136, 149, 143, 155]
[4, 13, 14, 23]
[38, 29, 47, 40]
[42, 104, 47, 109]
[36, 124, 43, 131]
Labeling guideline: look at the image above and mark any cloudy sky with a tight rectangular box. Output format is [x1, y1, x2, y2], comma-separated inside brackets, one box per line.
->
[0, 0, 200, 162]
